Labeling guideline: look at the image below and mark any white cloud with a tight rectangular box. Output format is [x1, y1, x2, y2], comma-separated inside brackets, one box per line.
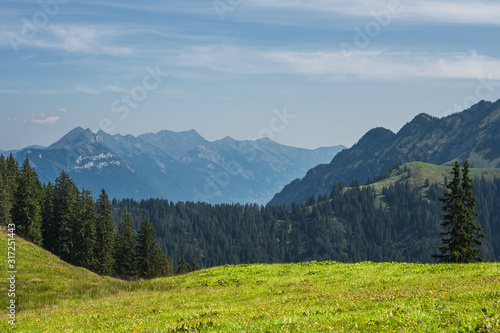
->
[0, 89, 21, 94]
[75, 84, 101, 95]
[245, 0, 500, 25]
[266, 50, 500, 80]
[157, 89, 190, 98]
[101, 85, 130, 94]
[1, 24, 134, 55]
[24, 114, 61, 125]
[175, 45, 500, 81]
[31, 116, 60, 125]
[59, 108, 68, 113]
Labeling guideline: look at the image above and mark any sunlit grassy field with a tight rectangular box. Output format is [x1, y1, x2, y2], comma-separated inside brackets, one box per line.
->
[1, 231, 499, 332]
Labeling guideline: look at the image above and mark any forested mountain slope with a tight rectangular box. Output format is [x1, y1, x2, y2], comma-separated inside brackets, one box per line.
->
[270, 99, 500, 206]
[112, 163, 500, 267]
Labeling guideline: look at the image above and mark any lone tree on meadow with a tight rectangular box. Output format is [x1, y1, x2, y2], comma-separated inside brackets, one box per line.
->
[434, 160, 485, 263]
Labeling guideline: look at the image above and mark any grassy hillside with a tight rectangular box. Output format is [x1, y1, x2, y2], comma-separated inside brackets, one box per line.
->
[367, 161, 500, 195]
[1, 231, 500, 332]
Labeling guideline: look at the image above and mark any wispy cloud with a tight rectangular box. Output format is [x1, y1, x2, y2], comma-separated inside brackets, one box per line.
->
[75, 84, 101, 95]
[245, 0, 500, 25]
[24, 113, 61, 125]
[265, 50, 500, 80]
[176, 45, 500, 81]
[1, 24, 134, 55]
[31, 116, 60, 125]
[157, 89, 191, 98]
[0, 89, 21, 94]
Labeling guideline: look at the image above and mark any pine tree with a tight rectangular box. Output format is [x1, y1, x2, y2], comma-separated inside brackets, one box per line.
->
[460, 160, 485, 261]
[435, 160, 485, 263]
[41, 182, 55, 252]
[4, 154, 20, 201]
[153, 247, 173, 277]
[175, 255, 200, 275]
[11, 157, 43, 245]
[114, 211, 137, 279]
[137, 218, 170, 279]
[0, 175, 12, 226]
[190, 257, 200, 272]
[0, 155, 11, 226]
[52, 171, 79, 262]
[95, 189, 116, 276]
[0, 154, 5, 176]
[72, 189, 98, 270]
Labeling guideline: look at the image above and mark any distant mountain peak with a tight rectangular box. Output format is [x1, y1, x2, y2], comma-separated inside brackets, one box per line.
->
[49, 127, 97, 149]
[355, 127, 395, 148]
[270, 98, 500, 206]
[16, 125, 345, 204]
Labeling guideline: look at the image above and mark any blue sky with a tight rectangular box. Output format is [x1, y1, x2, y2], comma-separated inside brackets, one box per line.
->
[1, 0, 500, 151]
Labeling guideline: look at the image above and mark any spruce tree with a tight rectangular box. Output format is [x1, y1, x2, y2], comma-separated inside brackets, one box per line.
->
[52, 171, 79, 262]
[11, 157, 43, 245]
[0, 155, 10, 226]
[4, 154, 20, 201]
[153, 247, 173, 277]
[72, 189, 98, 270]
[0, 175, 12, 226]
[41, 182, 55, 252]
[190, 257, 200, 272]
[460, 160, 485, 261]
[137, 218, 170, 279]
[176, 255, 191, 275]
[0, 154, 5, 176]
[95, 189, 116, 276]
[435, 160, 485, 263]
[114, 211, 137, 279]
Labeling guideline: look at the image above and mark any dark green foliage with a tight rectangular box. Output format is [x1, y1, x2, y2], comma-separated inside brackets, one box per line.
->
[0, 155, 12, 226]
[95, 189, 116, 276]
[114, 212, 137, 279]
[175, 255, 199, 275]
[0, 163, 177, 280]
[153, 247, 173, 277]
[0, 172, 12, 226]
[52, 171, 79, 262]
[41, 182, 55, 252]
[0, 154, 19, 227]
[72, 189, 98, 270]
[190, 258, 200, 272]
[435, 161, 486, 263]
[112, 174, 500, 267]
[4, 154, 20, 201]
[11, 157, 43, 245]
[137, 218, 171, 279]
[176, 255, 191, 275]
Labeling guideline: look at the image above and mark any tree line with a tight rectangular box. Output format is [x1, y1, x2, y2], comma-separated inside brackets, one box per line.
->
[112, 171, 500, 267]
[0, 154, 198, 280]
[2, 153, 497, 272]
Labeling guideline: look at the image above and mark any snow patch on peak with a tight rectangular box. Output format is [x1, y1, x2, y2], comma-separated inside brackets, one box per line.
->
[76, 153, 114, 164]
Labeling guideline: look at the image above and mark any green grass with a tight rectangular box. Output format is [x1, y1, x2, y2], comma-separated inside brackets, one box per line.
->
[1, 230, 500, 332]
[363, 162, 500, 208]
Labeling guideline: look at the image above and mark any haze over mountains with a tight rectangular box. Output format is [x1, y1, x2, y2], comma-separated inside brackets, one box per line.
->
[10, 128, 345, 204]
[270, 99, 500, 206]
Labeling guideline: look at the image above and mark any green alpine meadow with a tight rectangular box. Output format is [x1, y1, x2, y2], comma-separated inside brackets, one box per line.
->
[1, 233, 499, 332]
[3, 1, 500, 331]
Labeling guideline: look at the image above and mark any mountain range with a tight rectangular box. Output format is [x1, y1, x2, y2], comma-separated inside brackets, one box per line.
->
[11, 128, 345, 204]
[270, 99, 500, 206]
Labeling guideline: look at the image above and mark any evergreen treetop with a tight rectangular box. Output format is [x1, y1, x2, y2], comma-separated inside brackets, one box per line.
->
[434, 160, 485, 263]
